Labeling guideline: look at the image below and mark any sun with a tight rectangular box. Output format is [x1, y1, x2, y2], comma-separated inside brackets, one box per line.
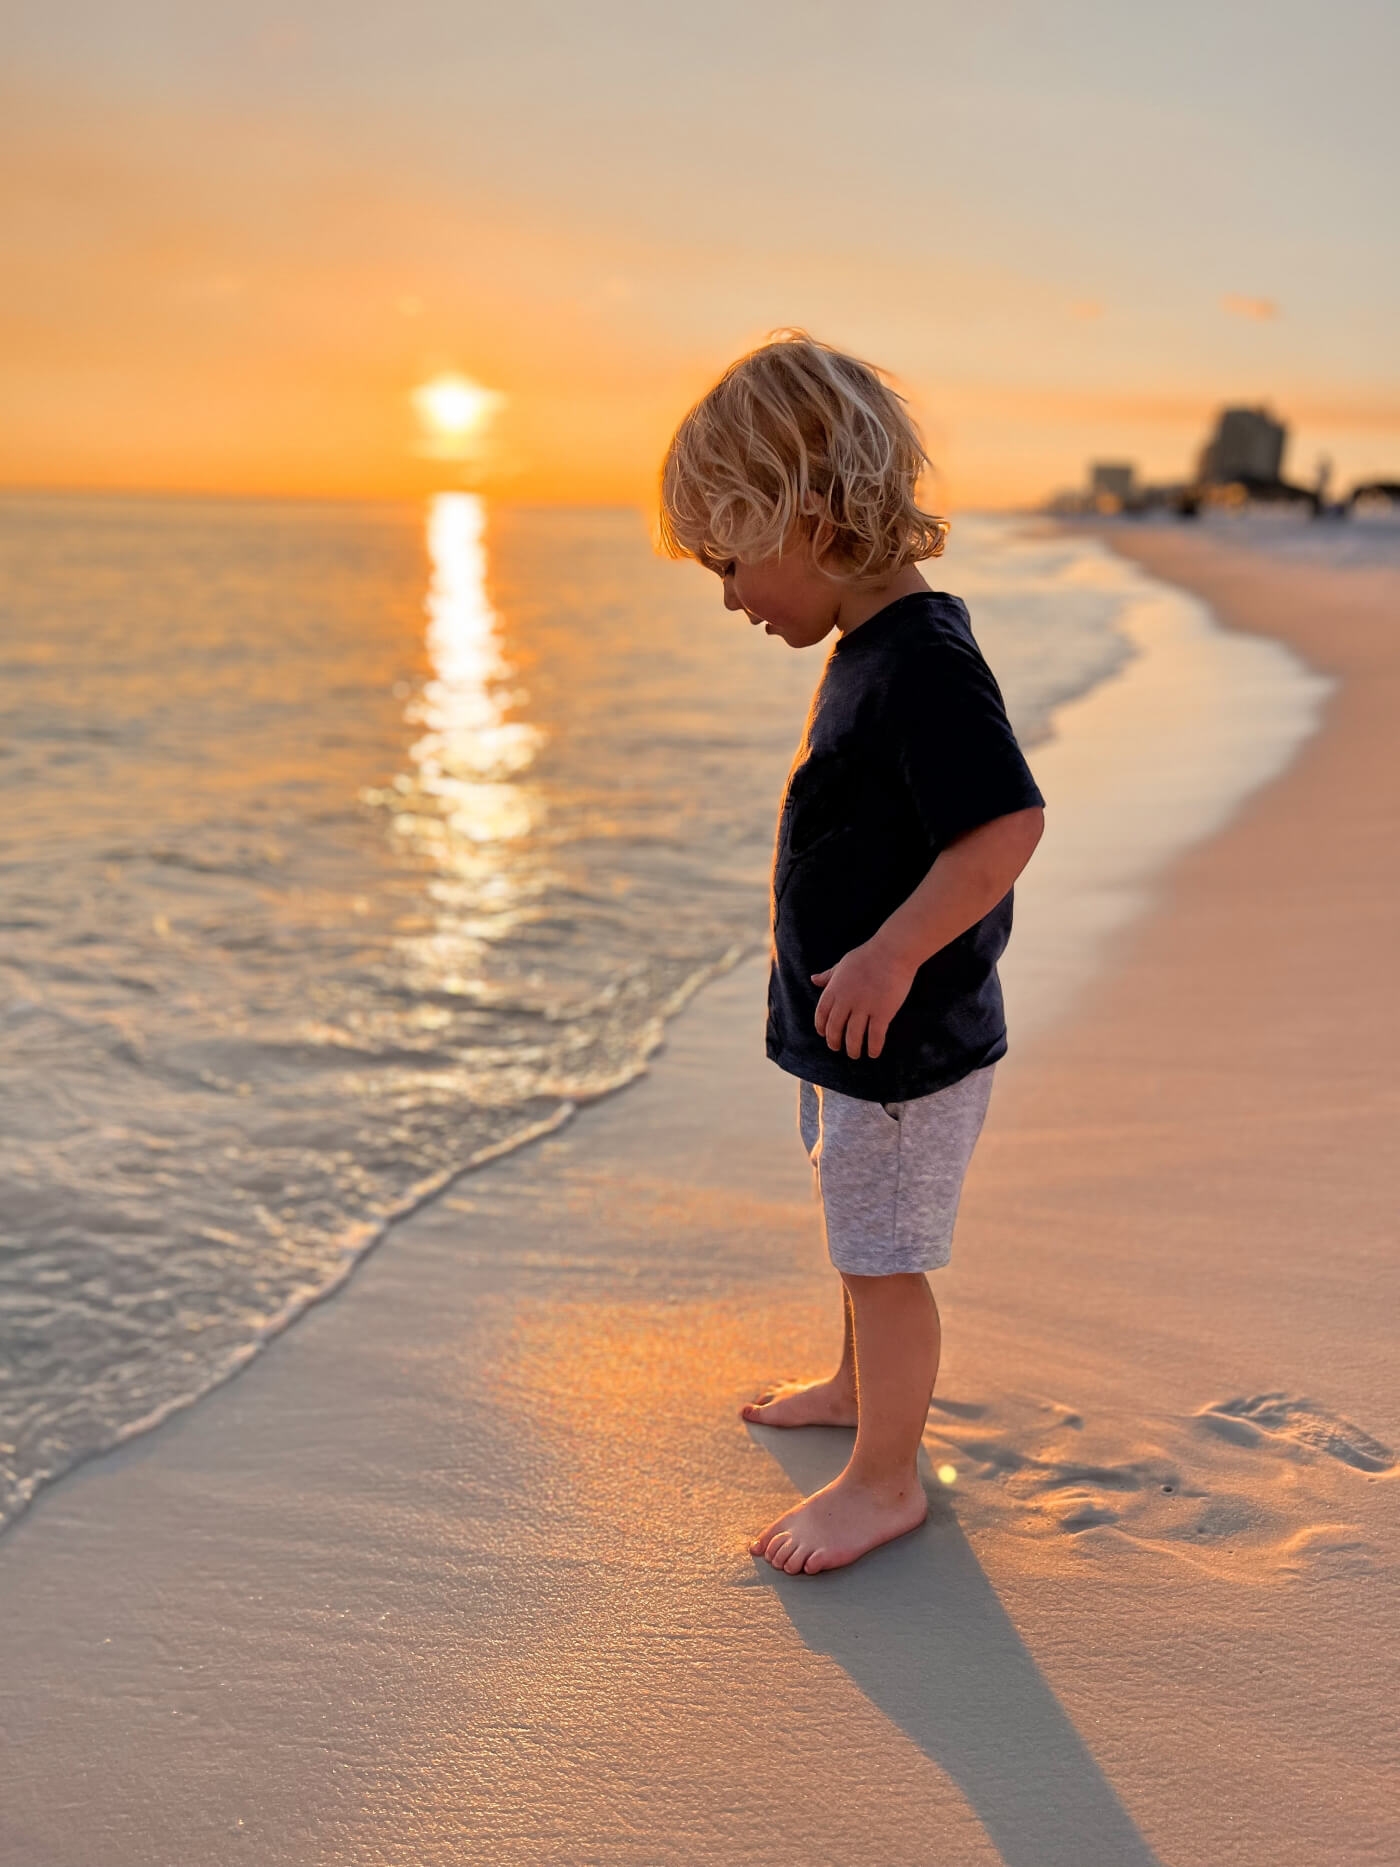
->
[411, 373, 506, 459]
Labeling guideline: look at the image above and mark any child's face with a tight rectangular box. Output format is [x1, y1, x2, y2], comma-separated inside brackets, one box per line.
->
[712, 542, 845, 650]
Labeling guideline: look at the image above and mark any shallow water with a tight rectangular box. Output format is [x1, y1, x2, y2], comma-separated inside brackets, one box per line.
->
[0, 495, 1317, 1529]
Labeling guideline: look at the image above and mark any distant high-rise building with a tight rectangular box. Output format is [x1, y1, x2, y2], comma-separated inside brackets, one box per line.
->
[1089, 462, 1136, 505]
[1198, 407, 1287, 485]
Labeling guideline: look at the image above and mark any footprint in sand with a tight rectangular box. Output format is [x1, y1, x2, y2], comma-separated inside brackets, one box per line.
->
[922, 1387, 1389, 1582]
[1196, 1393, 1395, 1474]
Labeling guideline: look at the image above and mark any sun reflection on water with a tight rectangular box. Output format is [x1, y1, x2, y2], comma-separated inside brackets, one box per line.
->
[407, 492, 540, 847]
[364, 493, 547, 1002]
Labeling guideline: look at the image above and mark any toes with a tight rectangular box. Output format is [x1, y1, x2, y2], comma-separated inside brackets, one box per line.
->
[753, 1518, 833, 1576]
[750, 1519, 784, 1556]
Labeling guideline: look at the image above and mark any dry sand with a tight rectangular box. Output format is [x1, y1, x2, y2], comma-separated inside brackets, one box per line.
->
[1, 525, 1396, 1867]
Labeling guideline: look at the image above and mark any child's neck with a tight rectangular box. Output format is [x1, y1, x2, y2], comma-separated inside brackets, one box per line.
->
[833, 564, 931, 637]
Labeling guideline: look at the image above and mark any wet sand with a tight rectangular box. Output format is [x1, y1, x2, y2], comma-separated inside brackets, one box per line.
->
[1, 524, 1396, 1866]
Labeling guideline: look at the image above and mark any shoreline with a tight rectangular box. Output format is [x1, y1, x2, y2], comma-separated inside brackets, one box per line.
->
[1001, 525, 1329, 1042]
[2, 525, 1396, 1866]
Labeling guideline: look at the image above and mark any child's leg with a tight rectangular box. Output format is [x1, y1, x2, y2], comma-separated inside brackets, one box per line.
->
[749, 1270, 935, 1575]
[740, 1282, 857, 1427]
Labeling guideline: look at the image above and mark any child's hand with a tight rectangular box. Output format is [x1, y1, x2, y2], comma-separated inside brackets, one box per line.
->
[811, 938, 917, 1060]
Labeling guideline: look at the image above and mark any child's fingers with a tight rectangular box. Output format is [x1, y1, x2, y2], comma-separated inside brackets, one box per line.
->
[866, 1016, 889, 1059]
[810, 968, 834, 987]
[823, 1000, 849, 1051]
[845, 1011, 868, 1059]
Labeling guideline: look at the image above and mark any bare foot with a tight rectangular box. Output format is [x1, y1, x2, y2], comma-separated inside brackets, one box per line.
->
[749, 1470, 928, 1574]
[741, 1375, 858, 1429]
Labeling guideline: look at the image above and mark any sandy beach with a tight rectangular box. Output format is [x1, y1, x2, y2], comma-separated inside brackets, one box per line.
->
[2, 523, 1397, 1867]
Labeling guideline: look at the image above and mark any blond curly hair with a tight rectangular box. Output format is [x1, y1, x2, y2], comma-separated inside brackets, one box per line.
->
[657, 330, 948, 580]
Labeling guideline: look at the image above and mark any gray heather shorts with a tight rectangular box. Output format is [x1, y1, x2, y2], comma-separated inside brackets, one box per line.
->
[798, 1065, 997, 1277]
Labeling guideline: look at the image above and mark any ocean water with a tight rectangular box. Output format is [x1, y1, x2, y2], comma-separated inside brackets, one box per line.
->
[0, 495, 1314, 1531]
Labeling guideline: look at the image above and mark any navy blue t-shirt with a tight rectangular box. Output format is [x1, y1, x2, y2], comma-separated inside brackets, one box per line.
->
[766, 589, 1045, 1103]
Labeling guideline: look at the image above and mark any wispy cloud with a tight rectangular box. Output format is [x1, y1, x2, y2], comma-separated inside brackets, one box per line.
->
[1221, 293, 1279, 321]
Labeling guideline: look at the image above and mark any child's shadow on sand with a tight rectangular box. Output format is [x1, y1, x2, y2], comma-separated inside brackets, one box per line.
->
[751, 1427, 1166, 1867]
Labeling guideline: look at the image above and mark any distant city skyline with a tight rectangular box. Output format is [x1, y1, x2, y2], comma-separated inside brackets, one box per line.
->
[4, 1, 1398, 507]
[1056, 398, 1400, 518]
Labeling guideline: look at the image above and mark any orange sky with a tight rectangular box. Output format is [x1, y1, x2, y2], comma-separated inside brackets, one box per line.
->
[4, 4, 1398, 508]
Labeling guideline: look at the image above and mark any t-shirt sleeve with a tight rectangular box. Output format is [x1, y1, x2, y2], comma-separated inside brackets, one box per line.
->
[884, 620, 1045, 850]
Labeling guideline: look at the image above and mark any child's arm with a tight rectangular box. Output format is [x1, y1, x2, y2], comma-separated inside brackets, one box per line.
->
[812, 806, 1045, 1061]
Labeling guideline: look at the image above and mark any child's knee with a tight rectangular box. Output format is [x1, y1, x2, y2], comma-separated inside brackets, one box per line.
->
[841, 1269, 930, 1300]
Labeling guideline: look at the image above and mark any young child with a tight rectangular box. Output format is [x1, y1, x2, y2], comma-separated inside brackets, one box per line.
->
[658, 331, 1045, 1576]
